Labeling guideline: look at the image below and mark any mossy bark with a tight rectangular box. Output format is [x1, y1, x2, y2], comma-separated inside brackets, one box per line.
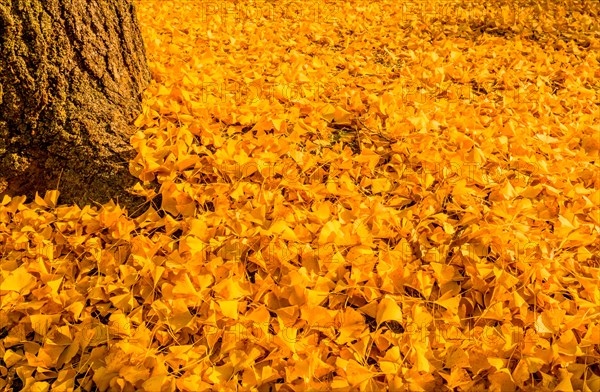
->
[0, 0, 150, 209]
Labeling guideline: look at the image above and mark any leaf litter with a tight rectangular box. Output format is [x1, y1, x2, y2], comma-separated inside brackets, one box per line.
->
[1, 0, 599, 391]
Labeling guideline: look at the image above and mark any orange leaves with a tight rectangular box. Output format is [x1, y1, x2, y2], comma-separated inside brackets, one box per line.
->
[320, 104, 352, 125]
[318, 219, 362, 246]
[0, 266, 37, 294]
[2, 0, 599, 390]
[376, 296, 403, 327]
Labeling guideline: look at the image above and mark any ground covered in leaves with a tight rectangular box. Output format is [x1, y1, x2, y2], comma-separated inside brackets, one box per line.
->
[1, 0, 599, 391]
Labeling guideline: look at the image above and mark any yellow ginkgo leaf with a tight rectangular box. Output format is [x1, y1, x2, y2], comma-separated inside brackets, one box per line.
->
[376, 295, 402, 327]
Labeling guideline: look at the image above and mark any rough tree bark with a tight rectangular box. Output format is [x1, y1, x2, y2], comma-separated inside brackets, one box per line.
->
[0, 0, 150, 209]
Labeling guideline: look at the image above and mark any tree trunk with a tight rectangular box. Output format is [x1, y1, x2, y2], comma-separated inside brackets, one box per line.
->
[0, 0, 150, 209]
